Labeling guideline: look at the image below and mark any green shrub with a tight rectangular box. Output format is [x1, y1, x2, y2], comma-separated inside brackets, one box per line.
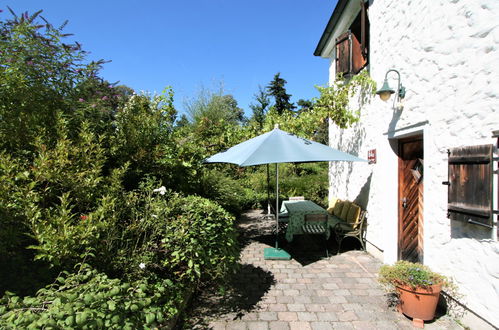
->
[243, 163, 328, 208]
[160, 193, 239, 285]
[378, 260, 452, 290]
[110, 91, 177, 190]
[197, 169, 251, 215]
[0, 263, 183, 329]
[106, 182, 239, 286]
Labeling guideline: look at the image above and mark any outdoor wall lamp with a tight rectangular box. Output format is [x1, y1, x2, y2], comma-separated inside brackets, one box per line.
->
[376, 69, 406, 102]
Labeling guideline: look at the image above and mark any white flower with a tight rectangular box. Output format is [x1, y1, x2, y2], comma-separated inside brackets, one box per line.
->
[139, 263, 146, 269]
[153, 186, 166, 195]
[151, 214, 158, 218]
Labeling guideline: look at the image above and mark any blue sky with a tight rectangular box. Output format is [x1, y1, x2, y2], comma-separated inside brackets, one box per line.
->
[4, 1, 336, 116]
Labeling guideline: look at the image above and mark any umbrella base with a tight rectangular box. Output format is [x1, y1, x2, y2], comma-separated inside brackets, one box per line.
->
[264, 247, 291, 260]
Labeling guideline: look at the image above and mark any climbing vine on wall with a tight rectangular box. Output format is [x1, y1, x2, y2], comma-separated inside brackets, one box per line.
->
[314, 69, 376, 129]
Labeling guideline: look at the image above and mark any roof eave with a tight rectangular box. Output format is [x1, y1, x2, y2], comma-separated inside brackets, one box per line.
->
[313, 0, 350, 57]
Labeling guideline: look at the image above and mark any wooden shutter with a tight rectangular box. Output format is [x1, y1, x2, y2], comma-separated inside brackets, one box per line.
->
[335, 1, 369, 77]
[336, 31, 352, 75]
[446, 144, 493, 228]
[335, 31, 367, 76]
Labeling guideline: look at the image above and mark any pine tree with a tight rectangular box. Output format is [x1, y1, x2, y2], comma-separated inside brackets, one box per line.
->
[249, 85, 270, 129]
[266, 73, 296, 115]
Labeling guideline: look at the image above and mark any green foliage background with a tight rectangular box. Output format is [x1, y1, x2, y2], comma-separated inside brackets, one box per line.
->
[0, 9, 374, 328]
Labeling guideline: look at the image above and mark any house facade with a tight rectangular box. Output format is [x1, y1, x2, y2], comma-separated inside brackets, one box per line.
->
[314, 0, 498, 329]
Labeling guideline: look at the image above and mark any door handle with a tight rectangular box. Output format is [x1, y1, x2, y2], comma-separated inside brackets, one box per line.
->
[402, 197, 407, 209]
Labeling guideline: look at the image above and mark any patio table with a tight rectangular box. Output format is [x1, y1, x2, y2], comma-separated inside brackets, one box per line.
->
[281, 200, 332, 242]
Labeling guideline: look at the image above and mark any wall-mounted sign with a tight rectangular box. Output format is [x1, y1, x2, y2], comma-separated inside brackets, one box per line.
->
[368, 149, 376, 164]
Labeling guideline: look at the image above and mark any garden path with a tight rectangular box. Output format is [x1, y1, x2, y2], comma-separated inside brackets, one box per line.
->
[178, 210, 462, 330]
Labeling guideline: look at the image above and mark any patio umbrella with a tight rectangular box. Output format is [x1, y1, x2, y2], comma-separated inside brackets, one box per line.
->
[205, 126, 367, 259]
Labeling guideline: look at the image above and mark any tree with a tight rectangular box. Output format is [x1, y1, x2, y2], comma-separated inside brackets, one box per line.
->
[184, 86, 244, 126]
[175, 114, 190, 129]
[296, 99, 313, 114]
[210, 94, 245, 124]
[249, 85, 270, 129]
[266, 72, 296, 115]
[0, 9, 98, 153]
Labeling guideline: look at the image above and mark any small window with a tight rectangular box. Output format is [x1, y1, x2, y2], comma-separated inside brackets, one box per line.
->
[446, 144, 493, 228]
[335, 3, 369, 76]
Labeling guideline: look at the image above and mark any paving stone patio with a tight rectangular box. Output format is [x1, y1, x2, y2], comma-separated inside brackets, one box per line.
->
[177, 210, 462, 330]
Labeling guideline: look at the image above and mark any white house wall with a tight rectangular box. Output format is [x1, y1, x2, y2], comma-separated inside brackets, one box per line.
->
[325, 0, 499, 327]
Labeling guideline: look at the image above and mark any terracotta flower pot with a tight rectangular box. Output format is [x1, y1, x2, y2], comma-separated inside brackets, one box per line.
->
[396, 283, 441, 321]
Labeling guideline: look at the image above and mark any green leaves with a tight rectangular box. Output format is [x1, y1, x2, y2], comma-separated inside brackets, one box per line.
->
[313, 70, 376, 129]
[157, 194, 238, 285]
[0, 263, 180, 329]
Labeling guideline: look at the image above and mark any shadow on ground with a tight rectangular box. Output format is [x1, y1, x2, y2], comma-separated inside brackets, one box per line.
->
[176, 209, 367, 328]
[175, 263, 275, 329]
[239, 209, 366, 266]
[275, 235, 366, 266]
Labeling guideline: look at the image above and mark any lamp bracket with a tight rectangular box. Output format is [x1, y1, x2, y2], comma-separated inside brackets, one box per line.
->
[384, 69, 405, 99]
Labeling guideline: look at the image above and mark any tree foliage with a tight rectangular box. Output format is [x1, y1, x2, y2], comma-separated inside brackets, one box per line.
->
[266, 72, 296, 115]
[0, 10, 240, 328]
[0, 8, 377, 328]
[249, 85, 270, 129]
[184, 85, 244, 127]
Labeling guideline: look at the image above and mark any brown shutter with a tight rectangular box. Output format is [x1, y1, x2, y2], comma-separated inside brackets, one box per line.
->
[335, 31, 367, 76]
[335, 31, 351, 75]
[447, 144, 493, 228]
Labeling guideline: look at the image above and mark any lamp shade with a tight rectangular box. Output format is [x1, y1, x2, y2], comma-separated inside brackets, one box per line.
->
[376, 79, 395, 101]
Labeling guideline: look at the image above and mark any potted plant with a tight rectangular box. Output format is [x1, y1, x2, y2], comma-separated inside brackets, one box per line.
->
[378, 260, 457, 328]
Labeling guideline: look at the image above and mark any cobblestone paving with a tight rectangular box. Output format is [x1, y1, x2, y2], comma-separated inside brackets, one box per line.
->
[178, 210, 462, 330]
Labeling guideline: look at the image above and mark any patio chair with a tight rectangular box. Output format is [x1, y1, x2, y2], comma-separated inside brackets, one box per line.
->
[334, 210, 367, 253]
[301, 213, 329, 257]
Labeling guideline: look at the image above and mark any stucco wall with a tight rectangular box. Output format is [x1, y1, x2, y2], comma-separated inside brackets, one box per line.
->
[324, 0, 499, 327]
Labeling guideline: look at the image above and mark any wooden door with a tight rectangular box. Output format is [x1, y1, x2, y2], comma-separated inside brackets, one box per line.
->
[398, 136, 424, 263]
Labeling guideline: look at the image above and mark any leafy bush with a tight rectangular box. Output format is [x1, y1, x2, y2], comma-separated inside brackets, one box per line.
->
[0, 9, 342, 328]
[159, 193, 239, 284]
[110, 90, 177, 190]
[0, 263, 183, 329]
[104, 182, 239, 286]
[244, 163, 329, 208]
[379, 261, 453, 290]
[198, 169, 252, 215]
[0, 10, 116, 155]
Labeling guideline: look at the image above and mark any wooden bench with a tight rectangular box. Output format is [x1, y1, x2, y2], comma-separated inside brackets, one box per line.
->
[327, 198, 367, 253]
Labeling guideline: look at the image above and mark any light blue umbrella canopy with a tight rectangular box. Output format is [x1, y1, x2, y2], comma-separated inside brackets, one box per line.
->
[204, 126, 367, 258]
[205, 127, 367, 166]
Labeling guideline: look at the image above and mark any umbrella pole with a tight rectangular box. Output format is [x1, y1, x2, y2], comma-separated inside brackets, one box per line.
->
[275, 163, 279, 249]
[267, 164, 271, 217]
[263, 162, 290, 260]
